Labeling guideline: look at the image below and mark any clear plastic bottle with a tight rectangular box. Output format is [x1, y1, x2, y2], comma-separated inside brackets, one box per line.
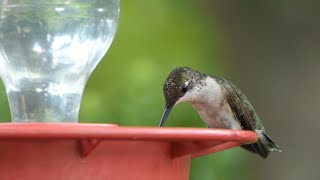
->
[0, 0, 119, 122]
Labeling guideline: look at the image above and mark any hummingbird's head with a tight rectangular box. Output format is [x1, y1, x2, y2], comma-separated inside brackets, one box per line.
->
[159, 67, 205, 127]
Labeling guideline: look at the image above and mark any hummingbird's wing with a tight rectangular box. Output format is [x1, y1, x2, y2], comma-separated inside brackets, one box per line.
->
[222, 81, 259, 131]
[213, 76, 280, 158]
[220, 78, 271, 158]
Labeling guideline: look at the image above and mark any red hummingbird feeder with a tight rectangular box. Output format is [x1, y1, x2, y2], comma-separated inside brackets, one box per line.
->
[0, 0, 258, 179]
[0, 123, 257, 180]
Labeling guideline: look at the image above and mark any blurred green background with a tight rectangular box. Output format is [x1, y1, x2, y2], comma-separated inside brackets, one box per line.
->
[0, 1, 319, 179]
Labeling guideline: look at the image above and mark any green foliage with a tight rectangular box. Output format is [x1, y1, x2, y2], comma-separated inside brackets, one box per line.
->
[0, 1, 250, 179]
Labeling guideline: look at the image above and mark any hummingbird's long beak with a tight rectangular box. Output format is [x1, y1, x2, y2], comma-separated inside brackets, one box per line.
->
[159, 107, 172, 127]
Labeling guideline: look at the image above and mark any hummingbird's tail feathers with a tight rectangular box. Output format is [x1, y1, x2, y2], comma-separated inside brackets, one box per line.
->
[260, 130, 282, 152]
[241, 142, 268, 158]
[255, 130, 281, 158]
[241, 130, 281, 158]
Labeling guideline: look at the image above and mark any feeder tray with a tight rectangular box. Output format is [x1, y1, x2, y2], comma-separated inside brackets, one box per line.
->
[0, 123, 257, 180]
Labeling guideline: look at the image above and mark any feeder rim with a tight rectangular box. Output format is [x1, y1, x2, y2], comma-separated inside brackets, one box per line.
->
[0, 123, 258, 143]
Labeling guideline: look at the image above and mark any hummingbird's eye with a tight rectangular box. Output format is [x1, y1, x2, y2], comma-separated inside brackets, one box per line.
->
[181, 83, 188, 93]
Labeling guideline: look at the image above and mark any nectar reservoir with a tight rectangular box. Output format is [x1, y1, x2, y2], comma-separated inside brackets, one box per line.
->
[0, 0, 119, 122]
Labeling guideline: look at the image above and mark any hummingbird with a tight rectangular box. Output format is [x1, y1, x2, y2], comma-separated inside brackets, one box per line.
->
[159, 67, 281, 158]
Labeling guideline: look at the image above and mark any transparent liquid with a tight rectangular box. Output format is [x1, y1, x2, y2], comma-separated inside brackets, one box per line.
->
[0, 0, 119, 122]
[8, 89, 82, 122]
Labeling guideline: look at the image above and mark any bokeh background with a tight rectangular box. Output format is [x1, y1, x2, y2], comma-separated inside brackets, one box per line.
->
[0, 1, 318, 179]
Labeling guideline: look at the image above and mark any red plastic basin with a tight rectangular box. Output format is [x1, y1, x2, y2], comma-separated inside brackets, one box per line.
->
[0, 123, 257, 180]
